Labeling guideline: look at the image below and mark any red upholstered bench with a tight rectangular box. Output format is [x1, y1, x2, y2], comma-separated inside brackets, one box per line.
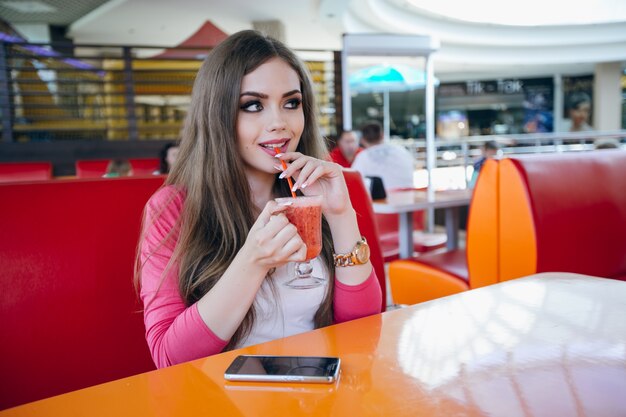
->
[389, 151, 626, 306]
[343, 169, 387, 312]
[0, 177, 163, 409]
[75, 159, 110, 178]
[0, 161, 52, 183]
[499, 151, 626, 282]
[0, 172, 385, 409]
[130, 158, 160, 176]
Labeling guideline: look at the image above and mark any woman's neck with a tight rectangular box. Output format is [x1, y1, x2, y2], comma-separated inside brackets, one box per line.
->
[246, 170, 276, 215]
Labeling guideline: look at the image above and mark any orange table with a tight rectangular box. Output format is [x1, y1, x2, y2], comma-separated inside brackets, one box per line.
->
[4, 273, 626, 416]
[373, 189, 472, 257]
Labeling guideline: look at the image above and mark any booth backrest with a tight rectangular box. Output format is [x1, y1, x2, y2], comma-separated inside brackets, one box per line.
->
[75, 159, 110, 178]
[499, 151, 626, 281]
[388, 151, 626, 306]
[343, 169, 387, 312]
[0, 161, 52, 183]
[130, 158, 160, 176]
[386, 159, 500, 305]
[466, 159, 500, 288]
[0, 177, 163, 409]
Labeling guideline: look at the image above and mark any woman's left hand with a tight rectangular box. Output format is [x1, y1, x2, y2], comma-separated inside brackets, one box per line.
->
[276, 152, 351, 216]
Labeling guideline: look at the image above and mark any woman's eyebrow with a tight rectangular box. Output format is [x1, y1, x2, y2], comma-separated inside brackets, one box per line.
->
[282, 89, 301, 98]
[239, 89, 301, 99]
[240, 91, 267, 99]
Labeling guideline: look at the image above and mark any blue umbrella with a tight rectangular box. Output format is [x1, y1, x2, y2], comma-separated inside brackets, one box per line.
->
[349, 64, 438, 139]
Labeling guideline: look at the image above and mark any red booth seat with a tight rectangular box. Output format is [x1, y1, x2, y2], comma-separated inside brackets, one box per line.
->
[0, 177, 164, 409]
[0, 161, 52, 183]
[77, 159, 161, 178]
[389, 151, 626, 306]
[343, 169, 387, 312]
[0, 172, 385, 409]
[130, 158, 160, 176]
[499, 151, 626, 282]
[75, 159, 110, 178]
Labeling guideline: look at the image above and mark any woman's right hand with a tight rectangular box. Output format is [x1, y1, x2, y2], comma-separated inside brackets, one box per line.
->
[242, 201, 307, 270]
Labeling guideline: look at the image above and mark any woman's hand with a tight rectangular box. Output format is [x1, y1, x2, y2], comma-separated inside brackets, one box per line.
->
[276, 152, 351, 216]
[242, 200, 307, 269]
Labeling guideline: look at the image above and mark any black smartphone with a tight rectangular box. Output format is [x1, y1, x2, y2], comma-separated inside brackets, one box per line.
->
[224, 355, 341, 384]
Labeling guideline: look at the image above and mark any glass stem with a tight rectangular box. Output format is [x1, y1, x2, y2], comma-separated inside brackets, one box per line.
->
[295, 260, 313, 279]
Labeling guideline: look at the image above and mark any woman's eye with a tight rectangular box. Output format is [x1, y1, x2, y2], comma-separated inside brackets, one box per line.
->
[240, 101, 263, 112]
[285, 98, 302, 109]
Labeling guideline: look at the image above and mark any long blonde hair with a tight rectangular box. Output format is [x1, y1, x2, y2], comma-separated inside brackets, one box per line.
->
[137, 30, 335, 350]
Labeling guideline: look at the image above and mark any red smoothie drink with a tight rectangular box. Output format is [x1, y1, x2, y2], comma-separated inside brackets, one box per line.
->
[276, 196, 322, 260]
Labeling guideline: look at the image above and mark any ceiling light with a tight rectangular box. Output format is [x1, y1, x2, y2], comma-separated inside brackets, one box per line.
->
[1, 1, 57, 13]
[406, 0, 626, 26]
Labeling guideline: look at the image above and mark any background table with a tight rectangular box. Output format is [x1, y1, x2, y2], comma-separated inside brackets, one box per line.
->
[373, 189, 472, 258]
[4, 273, 625, 416]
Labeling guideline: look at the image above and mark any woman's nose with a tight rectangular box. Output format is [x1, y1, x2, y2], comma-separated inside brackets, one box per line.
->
[265, 107, 287, 132]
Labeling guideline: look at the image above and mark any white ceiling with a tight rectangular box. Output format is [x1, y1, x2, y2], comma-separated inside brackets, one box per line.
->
[404, 0, 626, 26]
[7, 0, 626, 81]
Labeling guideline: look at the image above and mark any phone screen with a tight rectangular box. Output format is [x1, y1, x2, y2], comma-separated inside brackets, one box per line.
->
[225, 355, 341, 383]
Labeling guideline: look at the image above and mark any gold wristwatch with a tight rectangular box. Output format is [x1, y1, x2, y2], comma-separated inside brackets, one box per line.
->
[333, 237, 370, 267]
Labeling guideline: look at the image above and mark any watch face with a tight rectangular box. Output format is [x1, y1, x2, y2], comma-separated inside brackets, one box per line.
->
[356, 242, 370, 264]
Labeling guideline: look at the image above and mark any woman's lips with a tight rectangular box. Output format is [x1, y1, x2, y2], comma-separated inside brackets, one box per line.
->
[259, 139, 289, 155]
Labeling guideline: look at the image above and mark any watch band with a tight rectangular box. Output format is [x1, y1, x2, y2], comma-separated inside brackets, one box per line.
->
[333, 237, 369, 267]
[333, 252, 357, 267]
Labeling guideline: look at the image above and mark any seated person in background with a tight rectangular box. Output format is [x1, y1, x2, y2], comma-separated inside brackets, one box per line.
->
[351, 121, 414, 191]
[469, 140, 498, 188]
[155, 142, 180, 174]
[329, 130, 362, 168]
[103, 159, 132, 178]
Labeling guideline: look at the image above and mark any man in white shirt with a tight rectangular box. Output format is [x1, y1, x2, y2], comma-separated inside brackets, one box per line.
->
[351, 121, 415, 191]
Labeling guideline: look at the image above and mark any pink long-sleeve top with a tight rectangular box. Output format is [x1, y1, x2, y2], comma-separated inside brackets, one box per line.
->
[139, 186, 382, 368]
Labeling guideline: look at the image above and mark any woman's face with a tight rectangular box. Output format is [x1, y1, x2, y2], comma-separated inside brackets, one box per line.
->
[570, 102, 591, 128]
[236, 57, 304, 178]
[166, 146, 179, 169]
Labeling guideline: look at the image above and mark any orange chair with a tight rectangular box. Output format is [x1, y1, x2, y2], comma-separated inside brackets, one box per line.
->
[130, 158, 160, 176]
[75, 159, 110, 178]
[0, 161, 52, 183]
[388, 159, 500, 305]
[343, 169, 387, 312]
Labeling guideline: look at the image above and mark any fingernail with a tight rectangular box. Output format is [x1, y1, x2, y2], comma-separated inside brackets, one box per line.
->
[279, 201, 293, 206]
[291, 184, 298, 192]
[279, 172, 286, 179]
[273, 165, 282, 171]
[301, 182, 308, 189]
[274, 153, 283, 158]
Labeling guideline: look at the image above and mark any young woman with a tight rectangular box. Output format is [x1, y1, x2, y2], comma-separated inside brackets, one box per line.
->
[136, 30, 381, 368]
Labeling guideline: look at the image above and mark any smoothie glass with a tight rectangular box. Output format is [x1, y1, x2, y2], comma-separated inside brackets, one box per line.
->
[275, 195, 323, 289]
